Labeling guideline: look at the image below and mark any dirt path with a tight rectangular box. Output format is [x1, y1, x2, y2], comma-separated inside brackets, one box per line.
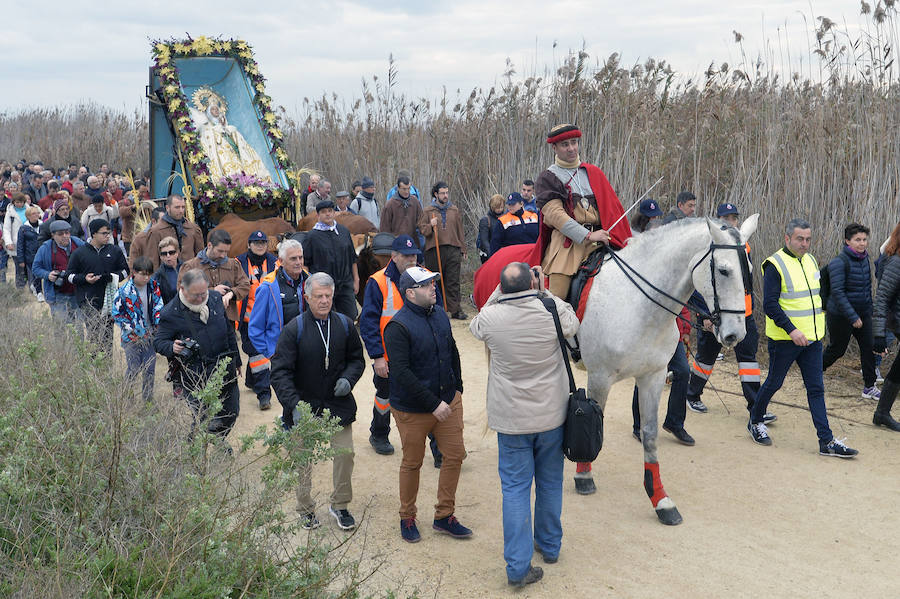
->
[230, 317, 898, 598]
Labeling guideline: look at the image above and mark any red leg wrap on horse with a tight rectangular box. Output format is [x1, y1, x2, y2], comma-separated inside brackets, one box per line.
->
[575, 462, 592, 474]
[643, 462, 667, 508]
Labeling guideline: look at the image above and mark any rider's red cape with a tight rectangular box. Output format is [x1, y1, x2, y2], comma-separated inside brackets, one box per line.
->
[472, 163, 631, 309]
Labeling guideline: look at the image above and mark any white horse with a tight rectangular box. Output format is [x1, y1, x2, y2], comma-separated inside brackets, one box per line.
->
[580, 215, 759, 525]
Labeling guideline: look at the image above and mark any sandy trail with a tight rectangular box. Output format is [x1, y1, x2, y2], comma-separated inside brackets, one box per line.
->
[227, 316, 898, 598]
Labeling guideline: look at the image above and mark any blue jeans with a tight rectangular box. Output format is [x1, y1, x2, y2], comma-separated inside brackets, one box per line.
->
[751, 339, 832, 443]
[497, 425, 564, 582]
[49, 294, 80, 324]
[632, 341, 689, 432]
[123, 339, 156, 401]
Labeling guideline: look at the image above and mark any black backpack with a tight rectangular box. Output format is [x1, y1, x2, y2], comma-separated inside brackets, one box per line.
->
[818, 252, 850, 312]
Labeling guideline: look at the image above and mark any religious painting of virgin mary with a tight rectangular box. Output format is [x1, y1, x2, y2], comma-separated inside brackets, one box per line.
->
[189, 87, 273, 182]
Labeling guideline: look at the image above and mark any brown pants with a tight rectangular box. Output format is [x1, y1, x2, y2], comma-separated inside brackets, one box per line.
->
[296, 424, 354, 513]
[425, 245, 461, 314]
[548, 273, 572, 300]
[392, 394, 466, 520]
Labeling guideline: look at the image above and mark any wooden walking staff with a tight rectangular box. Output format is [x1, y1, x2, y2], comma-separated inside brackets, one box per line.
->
[432, 221, 449, 312]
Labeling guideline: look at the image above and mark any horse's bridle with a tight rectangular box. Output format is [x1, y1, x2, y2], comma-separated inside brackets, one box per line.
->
[606, 238, 751, 331]
[689, 241, 752, 330]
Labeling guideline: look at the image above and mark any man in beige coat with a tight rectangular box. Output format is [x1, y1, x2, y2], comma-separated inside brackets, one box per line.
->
[469, 262, 578, 588]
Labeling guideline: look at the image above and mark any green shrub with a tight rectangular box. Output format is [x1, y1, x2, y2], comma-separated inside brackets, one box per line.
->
[0, 290, 385, 598]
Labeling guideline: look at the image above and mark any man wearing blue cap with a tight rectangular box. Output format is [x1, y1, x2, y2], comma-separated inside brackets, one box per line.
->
[685, 203, 777, 426]
[359, 235, 444, 463]
[490, 193, 539, 255]
[236, 230, 278, 410]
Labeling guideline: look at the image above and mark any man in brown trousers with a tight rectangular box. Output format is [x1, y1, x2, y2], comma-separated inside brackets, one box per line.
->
[418, 181, 468, 319]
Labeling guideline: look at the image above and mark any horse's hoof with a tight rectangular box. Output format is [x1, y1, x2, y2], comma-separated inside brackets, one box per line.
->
[574, 476, 596, 495]
[655, 506, 683, 526]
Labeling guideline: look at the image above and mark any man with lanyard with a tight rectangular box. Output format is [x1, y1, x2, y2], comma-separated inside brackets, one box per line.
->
[144, 195, 205, 270]
[534, 123, 631, 494]
[32, 220, 85, 322]
[748, 218, 859, 458]
[236, 230, 278, 410]
[685, 203, 776, 426]
[359, 234, 444, 466]
[248, 239, 309, 367]
[302, 200, 360, 319]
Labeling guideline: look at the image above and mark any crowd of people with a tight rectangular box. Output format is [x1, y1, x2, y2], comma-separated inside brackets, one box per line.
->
[3, 125, 900, 589]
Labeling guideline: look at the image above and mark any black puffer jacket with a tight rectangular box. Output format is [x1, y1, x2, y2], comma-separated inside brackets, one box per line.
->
[872, 254, 900, 339]
[270, 310, 365, 429]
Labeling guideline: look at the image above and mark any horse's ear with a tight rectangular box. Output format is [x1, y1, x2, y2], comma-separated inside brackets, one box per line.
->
[705, 217, 723, 240]
[739, 213, 759, 243]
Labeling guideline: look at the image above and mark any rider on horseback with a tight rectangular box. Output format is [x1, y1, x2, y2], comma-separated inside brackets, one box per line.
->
[534, 123, 632, 494]
[534, 123, 632, 299]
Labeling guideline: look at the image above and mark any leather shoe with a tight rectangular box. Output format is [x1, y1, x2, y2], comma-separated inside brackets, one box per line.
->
[663, 424, 695, 446]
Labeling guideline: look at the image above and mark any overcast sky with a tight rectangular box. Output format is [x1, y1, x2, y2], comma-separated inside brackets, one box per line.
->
[0, 0, 875, 114]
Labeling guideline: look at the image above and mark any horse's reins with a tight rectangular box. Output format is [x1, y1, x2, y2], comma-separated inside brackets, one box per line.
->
[604, 237, 752, 415]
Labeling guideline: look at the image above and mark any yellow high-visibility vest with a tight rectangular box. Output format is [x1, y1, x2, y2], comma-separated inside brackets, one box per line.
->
[763, 248, 825, 341]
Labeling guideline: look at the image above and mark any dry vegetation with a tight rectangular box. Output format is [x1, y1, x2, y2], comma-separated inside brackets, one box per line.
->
[2, 5, 898, 271]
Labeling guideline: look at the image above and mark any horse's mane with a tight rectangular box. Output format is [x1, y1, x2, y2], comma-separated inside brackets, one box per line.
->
[621, 217, 739, 256]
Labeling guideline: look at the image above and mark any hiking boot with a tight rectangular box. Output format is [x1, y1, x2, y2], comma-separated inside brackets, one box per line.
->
[862, 386, 882, 400]
[873, 379, 900, 431]
[663, 424, 695, 446]
[400, 518, 420, 543]
[573, 476, 596, 495]
[533, 543, 558, 564]
[329, 506, 357, 530]
[258, 396, 271, 410]
[819, 437, 859, 458]
[508, 566, 543, 588]
[451, 310, 469, 320]
[301, 512, 320, 530]
[687, 398, 708, 413]
[748, 421, 772, 446]
[369, 434, 394, 455]
[433, 514, 472, 538]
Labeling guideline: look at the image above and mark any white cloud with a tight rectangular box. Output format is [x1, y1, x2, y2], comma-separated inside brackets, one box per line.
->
[0, 0, 875, 113]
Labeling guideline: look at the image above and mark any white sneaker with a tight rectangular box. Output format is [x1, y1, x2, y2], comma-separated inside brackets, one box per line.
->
[36, 292, 44, 303]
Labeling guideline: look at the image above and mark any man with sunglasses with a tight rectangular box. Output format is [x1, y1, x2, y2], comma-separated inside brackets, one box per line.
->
[66, 219, 129, 356]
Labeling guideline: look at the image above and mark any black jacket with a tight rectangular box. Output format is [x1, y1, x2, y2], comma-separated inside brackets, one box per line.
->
[153, 290, 239, 390]
[383, 301, 462, 413]
[270, 310, 365, 429]
[66, 242, 129, 310]
[873, 254, 900, 340]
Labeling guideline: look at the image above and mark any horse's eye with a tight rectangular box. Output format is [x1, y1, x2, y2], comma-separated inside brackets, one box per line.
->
[717, 268, 729, 277]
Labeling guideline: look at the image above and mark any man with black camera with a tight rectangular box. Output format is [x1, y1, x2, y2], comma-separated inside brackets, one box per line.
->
[179, 229, 250, 328]
[470, 263, 577, 588]
[154, 268, 241, 443]
[32, 220, 85, 322]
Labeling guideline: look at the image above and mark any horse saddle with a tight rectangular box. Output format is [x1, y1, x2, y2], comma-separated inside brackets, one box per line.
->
[567, 245, 609, 313]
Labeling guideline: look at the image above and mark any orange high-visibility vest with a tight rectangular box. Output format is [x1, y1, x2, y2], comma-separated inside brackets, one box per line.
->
[236, 259, 274, 325]
[744, 243, 753, 317]
[371, 267, 404, 361]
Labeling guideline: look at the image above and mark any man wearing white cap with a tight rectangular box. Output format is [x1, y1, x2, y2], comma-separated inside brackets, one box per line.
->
[383, 266, 470, 543]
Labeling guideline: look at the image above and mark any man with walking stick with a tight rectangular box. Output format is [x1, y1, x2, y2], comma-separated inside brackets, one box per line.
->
[419, 181, 467, 319]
